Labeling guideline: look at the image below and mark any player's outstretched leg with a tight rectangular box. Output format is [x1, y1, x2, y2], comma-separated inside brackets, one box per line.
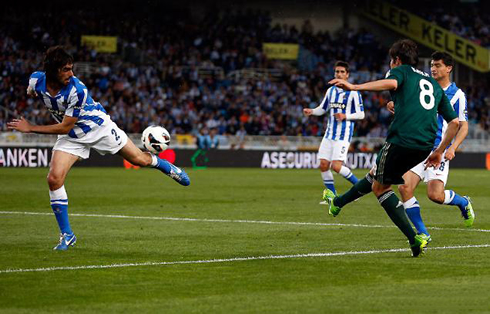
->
[118, 139, 190, 186]
[323, 172, 374, 217]
[50, 186, 77, 251]
[443, 190, 474, 227]
[150, 154, 190, 186]
[403, 197, 431, 243]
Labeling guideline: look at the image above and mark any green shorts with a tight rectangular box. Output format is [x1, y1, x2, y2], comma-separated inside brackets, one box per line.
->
[374, 142, 432, 185]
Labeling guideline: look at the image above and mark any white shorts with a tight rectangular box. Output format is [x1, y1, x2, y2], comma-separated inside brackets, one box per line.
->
[53, 121, 128, 160]
[317, 138, 350, 162]
[410, 156, 450, 186]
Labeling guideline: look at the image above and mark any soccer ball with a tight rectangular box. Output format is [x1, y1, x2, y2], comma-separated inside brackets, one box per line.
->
[141, 126, 171, 154]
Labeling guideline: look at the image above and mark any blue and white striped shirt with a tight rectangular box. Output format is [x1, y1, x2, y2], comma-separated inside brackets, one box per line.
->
[433, 82, 468, 148]
[28, 71, 111, 139]
[319, 86, 364, 142]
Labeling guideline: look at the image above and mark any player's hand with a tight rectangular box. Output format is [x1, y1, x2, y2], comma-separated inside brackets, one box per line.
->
[7, 117, 32, 133]
[386, 101, 395, 114]
[328, 79, 356, 91]
[334, 113, 346, 121]
[26, 86, 38, 98]
[303, 108, 313, 116]
[444, 147, 456, 161]
[424, 151, 442, 170]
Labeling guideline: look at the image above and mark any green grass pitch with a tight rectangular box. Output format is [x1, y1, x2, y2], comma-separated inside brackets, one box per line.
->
[1, 167, 489, 313]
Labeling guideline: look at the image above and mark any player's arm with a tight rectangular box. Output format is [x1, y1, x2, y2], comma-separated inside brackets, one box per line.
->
[328, 79, 398, 92]
[304, 89, 329, 116]
[7, 115, 78, 134]
[445, 121, 468, 160]
[425, 118, 459, 169]
[425, 94, 459, 168]
[445, 94, 469, 160]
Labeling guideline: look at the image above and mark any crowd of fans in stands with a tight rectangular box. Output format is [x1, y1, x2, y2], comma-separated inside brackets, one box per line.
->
[1, 2, 489, 142]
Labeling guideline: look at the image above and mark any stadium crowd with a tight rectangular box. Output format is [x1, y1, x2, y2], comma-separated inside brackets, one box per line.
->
[399, 1, 490, 48]
[1, 2, 489, 141]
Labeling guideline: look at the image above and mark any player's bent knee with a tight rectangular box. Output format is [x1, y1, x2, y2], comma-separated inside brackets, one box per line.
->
[398, 184, 412, 198]
[331, 163, 342, 173]
[47, 173, 64, 190]
[319, 165, 329, 172]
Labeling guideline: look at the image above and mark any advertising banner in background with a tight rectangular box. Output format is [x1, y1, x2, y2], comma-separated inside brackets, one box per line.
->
[263, 43, 299, 60]
[363, 1, 490, 72]
[81, 36, 118, 53]
[1, 147, 487, 169]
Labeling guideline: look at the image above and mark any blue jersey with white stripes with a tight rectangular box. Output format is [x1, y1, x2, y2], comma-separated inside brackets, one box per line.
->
[28, 71, 111, 139]
[433, 82, 467, 148]
[320, 86, 364, 142]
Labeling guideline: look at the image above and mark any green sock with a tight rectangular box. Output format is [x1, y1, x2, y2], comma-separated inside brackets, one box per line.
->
[378, 191, 416, 244]
[334, 173, 373, 208]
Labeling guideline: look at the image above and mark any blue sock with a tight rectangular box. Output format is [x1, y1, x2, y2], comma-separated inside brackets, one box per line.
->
[321, 170, 336, 194]
[50, 186, 72, 235]
[339, 166, 358, 185]
[325, 182, 336, 194]
[444, 190, 468, 212]
[151, 155, 172, 174]
[404, 197, 429, 236]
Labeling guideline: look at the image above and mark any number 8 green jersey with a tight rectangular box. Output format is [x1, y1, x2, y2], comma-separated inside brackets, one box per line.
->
[386, 65, 458, 150]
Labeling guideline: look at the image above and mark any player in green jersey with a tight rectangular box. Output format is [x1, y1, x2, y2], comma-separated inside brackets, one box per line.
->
[323, 39, 460, 257]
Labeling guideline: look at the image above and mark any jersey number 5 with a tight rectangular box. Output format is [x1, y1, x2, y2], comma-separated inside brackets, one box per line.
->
[419, 79, 435, 110]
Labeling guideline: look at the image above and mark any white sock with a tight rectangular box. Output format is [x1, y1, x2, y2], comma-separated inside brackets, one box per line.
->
[321, 170, 334, 185]
[403, 196, 418, 209]
[150, 154, 158, 167]
[338, 166, 353, 179]
[49, 185, 68, 202]
[443, 190, 455, 205]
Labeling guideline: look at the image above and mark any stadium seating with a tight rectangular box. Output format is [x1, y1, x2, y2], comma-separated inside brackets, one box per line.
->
[0, 2, 489, 137]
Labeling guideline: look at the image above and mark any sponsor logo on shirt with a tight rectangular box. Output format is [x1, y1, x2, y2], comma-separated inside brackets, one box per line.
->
[330, 102, 346, 110]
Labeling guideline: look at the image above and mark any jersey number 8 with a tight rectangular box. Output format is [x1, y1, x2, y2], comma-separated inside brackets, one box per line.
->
[419, 79, 435, 110]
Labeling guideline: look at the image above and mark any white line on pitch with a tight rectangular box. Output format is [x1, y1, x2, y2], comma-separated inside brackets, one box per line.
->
[1, 244, 489, 274]
[0, 211, 489, 233]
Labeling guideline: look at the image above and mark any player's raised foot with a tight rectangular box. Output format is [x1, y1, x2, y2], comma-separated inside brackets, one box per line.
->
[322, 189, 341, 217]
[461, 196, 475, 228]
[167, 163, 190, 186]
[410, 234, 428, 257]
[319, 200, 327, 205]
[53, 233, 77, 251]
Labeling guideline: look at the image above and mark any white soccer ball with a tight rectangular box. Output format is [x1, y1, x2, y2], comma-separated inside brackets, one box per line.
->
[141, 126, 171, 154]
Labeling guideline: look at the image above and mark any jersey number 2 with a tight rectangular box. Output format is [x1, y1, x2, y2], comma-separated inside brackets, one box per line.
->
[419, 79, 435, 110]
[111, 129, 120, 141]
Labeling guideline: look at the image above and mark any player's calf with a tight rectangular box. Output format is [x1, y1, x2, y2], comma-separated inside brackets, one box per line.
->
[427, 190, 445, 204]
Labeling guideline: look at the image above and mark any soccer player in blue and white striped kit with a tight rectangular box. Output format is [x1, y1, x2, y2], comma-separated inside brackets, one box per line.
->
[304, 61, 365, 199]
[393, 51, 475, 241]
[7, 46, 190, 250]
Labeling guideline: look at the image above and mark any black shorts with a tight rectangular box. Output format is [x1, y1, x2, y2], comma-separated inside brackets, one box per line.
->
[374, 142, 431, 185]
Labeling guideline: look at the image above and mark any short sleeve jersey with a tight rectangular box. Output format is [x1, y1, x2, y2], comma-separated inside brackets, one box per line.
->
[28, 71, 111, 139]
[385, 65, 457, 150]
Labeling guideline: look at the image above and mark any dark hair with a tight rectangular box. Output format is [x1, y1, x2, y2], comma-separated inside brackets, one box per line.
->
[334, 60, 349, 73]
[431, 51, 454, 68]
[389, 39, 419, 66]
[43, 46, 74, 81]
